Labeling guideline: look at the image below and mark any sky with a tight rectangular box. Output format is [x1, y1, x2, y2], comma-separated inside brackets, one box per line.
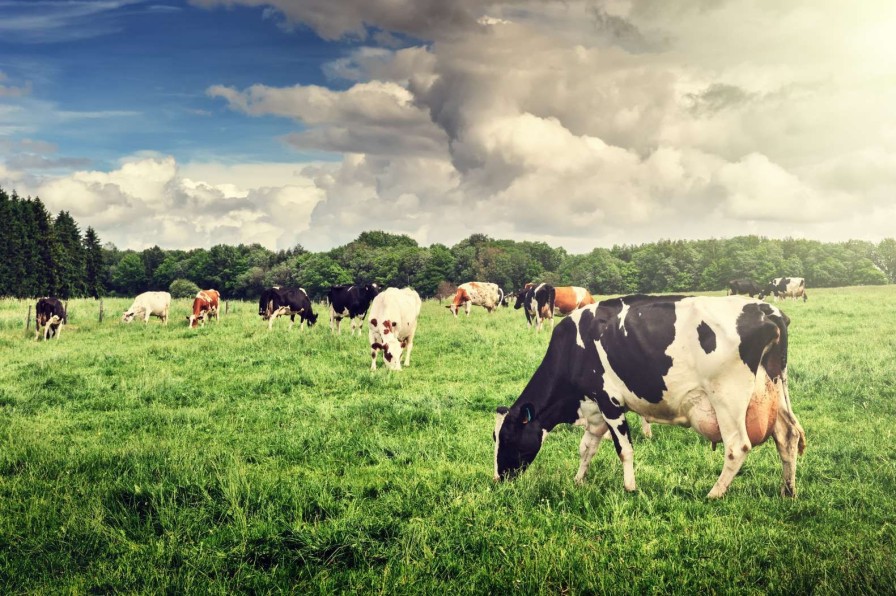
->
[1, 0, 895, 253]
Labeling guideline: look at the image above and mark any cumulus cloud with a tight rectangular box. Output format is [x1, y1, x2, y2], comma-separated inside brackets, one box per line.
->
[28, 155, 325, 250]
[21, 0, 896, 251]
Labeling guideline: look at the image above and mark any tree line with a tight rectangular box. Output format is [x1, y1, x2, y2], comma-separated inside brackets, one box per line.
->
[3, 186, 896, 301]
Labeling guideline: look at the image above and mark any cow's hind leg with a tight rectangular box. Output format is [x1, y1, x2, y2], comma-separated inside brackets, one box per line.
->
[706, 397, 754, 499]
[772, 404, 806, 497]
[640, 416, 653, 439]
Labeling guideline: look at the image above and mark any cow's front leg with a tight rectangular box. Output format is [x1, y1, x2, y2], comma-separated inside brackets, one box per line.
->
[402, 336, 414, 367]
[597, 392, 637, 491]
[575, 420, 608, 484]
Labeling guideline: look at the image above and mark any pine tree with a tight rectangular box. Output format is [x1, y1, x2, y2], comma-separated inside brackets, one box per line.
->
[0, 188, 11, 296]
[52, 211, 87, 298]
[83, 227, 105, 297]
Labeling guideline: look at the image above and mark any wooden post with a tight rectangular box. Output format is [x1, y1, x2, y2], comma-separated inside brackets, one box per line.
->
[225, 300, 228, 316]
[99, 299, 104, 323]
[26, 305, 31, 330]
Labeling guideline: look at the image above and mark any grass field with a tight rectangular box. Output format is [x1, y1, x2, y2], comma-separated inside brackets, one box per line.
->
[1, 288, 895, 593]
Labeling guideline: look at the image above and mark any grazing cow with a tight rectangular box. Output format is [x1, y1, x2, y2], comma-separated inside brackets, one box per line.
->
[728, 279, 762, 297]
[493, 294, 806, 498]
[122, 291, 171, 324]
[188, 289, 220, 328]
[369, 287, 422, 371]
[35, 297, 66, 340]
[445, 282, 504, 317]
[552, 286, 596, 315]
[258, 287, 318, 331]
[760, 277, 808, 302]
[327, 283, 380, 336]
[514, 283, 555, 332]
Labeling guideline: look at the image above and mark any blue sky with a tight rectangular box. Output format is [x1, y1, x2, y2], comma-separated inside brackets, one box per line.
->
[1, 0, 895, 252]
[0, 0, 346, 169]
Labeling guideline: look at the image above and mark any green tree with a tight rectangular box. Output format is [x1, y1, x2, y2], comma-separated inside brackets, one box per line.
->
[111, 252, 148, 295]
[83, 227, 105, 297]
[169, 278, 200, 298]
[52, 211, 86, 298]
[297, 253, 352, 300]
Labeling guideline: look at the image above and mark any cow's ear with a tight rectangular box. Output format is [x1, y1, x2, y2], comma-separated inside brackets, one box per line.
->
[521, 403, 535, 424]
[496, 406, 509, 415]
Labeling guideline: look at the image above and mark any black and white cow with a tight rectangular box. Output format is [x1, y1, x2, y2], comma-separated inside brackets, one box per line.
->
[493, 294, 806, 498]
[728, 278, 761, 297]
[327, 283, 380, 336]
[258, 287, 318, 331]
[513, 283, 555, 332]
[35, 297, 66, 340]
[760, 277, 807, 302]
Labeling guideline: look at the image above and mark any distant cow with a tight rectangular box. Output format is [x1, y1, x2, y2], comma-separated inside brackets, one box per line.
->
[122, 291, 171, 324]
[369, 287, 422, 371]
[514, 283, 555, 332]
[728, 279, 761, 297]
[35, 297, 66, 340]
[552, 286, 596, 315]
[760, 277, 807, 302]
[328, 283, 380, 335]
[258, 287, 318, 331]
[188, 289, 220, 328]
[493, 294, 806, 498]
[446, 282, 504, 317]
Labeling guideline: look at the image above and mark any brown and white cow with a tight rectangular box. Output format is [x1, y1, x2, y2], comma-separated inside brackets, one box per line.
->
[446, 282, 504, 317]
[552, 286, 596, 315]
[35, 297, 66, 340]
[122, 291, 171, 324]
[188, 289, 220, 328]
[369, 287, 422, 371]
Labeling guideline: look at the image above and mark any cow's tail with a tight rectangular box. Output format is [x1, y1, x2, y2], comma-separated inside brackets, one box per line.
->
[498, 287, 504, 308]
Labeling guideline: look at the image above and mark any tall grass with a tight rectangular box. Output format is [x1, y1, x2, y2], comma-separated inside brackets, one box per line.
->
[1, 288, 894, 593]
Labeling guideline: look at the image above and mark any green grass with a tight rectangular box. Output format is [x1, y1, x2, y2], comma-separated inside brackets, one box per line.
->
[1, 288, 895, 593]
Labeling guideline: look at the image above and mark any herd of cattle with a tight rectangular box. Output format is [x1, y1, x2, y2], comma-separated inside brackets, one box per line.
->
[30, 275, 809, 498]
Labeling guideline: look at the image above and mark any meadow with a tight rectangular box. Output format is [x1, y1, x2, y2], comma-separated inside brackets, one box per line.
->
[1, 288, 895, 594]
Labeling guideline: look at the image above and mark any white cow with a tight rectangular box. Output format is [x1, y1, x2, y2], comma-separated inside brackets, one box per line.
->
[369, 287, 422, 371]
[122, 291, 171, 324]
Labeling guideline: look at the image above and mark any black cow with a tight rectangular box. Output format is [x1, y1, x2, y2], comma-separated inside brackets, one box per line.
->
[327, 283, 379, 336]
[727, 278, 761, 297]
[493, 294, 806, 498]
[513, 283, 555, 332]
[759, 277, 808, 302]
[35, 297, 66, 340]
[258, 287, 318, 331]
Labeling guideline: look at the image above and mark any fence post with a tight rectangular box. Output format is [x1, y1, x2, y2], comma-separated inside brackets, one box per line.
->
[225, 301, 228, 316]
[26, 305, 31, 330]
[99, 299, 104, 323]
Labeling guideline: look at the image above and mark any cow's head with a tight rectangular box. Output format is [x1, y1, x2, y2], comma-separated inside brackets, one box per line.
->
[188, 313, 205, 328]
[493, 403, 546, 481]
[513, 290, 527, 310]
[362, 283, 380, 300]
[122, 310, 136, 323]
[305, 311, 319, 326]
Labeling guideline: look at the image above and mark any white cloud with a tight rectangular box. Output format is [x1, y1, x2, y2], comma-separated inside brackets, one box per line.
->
[30, 155, 325, 251]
